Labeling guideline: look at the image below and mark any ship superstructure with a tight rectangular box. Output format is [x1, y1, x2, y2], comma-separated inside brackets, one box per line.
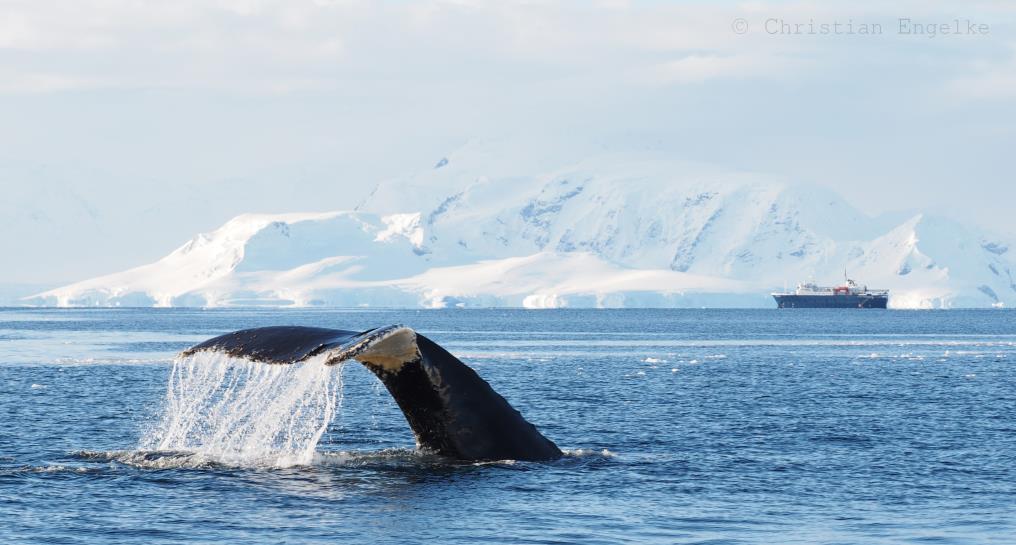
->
[772, 275, 889, 308]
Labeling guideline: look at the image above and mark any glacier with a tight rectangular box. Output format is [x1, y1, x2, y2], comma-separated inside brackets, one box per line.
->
[27, 151, 1015, 308]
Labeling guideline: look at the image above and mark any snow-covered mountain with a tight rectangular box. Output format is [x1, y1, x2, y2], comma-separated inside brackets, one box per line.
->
[28, 151, 1015, 308]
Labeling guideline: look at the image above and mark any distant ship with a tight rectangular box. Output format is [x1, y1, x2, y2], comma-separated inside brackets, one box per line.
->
[772, 274, 889, 308]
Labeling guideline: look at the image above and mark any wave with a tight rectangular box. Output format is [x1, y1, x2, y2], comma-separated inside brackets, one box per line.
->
[447, 339, 1016, 347]
[59, 446, 617, 471]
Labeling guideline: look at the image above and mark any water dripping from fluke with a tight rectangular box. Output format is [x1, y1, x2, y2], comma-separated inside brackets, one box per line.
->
[138, 351, 345, 468]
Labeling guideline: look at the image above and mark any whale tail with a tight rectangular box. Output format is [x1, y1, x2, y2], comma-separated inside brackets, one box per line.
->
[183, 325, 562, 461]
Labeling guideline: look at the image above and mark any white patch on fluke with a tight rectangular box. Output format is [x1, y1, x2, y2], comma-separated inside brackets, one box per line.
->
[140, 351, 343, 467]
[325, 326, 421, 373]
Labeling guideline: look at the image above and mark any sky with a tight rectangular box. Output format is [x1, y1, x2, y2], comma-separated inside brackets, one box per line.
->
[1, 0, 1014, 288]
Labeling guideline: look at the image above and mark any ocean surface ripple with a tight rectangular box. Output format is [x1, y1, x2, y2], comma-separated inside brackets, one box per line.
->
[1, 308, 1015, 544]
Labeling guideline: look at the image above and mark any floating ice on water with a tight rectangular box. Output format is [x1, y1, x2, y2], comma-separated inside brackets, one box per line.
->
[139, 351, 344, 468]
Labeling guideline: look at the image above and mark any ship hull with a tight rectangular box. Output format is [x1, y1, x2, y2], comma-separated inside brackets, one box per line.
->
[773, 294, 888, 309]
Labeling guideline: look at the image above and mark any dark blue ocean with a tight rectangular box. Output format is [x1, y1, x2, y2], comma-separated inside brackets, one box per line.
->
[2, 308, 1015, 544]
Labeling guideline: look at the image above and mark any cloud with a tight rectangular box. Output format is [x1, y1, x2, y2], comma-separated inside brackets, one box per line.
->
[947, 43, 1016, 100]
[0, 71, 102, 93]
[1, 0, 996, 97]
[0, 1, 801, 94]
[643, 53, 806, 85]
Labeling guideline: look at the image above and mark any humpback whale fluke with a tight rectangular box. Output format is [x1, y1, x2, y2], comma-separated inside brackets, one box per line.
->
[183, 325, 562, 462]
